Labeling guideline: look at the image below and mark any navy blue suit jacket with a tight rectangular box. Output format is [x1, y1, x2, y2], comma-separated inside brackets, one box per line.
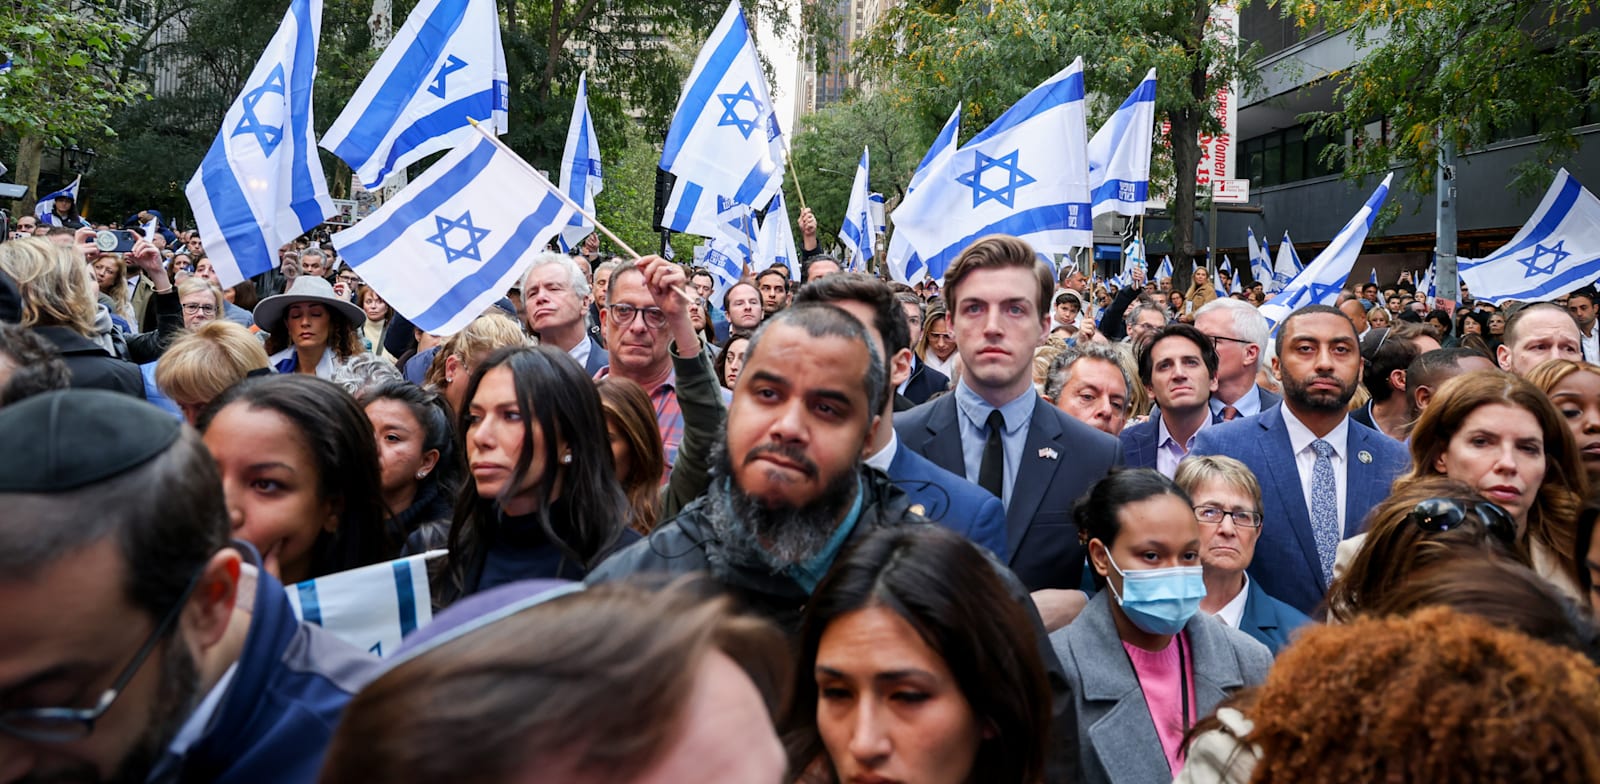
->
[1118, 418, 1160, 471]
[583, 336, 609, 377]
[897, 393, 1124, 591]
[882, 444, 1009, 560]
[900, 358, 950, 406]
[1236, 579, 1311, 656]
[1191, 403, 1408, 614]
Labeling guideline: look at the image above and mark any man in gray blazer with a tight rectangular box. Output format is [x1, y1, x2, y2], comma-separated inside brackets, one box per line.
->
[897, 236, 1123, 592]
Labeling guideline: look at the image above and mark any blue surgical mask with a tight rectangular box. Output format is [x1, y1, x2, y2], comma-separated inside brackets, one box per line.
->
[1104, 551, 1205, 636]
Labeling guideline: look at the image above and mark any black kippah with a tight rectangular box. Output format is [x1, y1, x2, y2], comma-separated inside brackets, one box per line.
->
[0, 389, 182, 492]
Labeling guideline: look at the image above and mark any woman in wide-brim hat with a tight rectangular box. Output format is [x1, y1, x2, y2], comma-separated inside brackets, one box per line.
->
[254, 275, 366, 378]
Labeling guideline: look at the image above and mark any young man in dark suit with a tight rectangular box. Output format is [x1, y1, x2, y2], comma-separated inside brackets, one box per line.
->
[897, 235, 1123, 593]
[1120, 323, 1220, 477]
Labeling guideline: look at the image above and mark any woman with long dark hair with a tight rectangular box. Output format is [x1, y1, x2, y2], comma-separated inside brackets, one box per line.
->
[596, 376, 665, 535]
[199, 374, 393, 583]
[786, 525, 1052, 784]
[435, 346, 630, 605]
[358, 380, 462, 552]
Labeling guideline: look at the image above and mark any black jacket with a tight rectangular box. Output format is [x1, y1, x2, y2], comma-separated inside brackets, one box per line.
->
[588, 468, 1081, 782]
[899, 356, 950, 407]
[34, 325, 144, 398]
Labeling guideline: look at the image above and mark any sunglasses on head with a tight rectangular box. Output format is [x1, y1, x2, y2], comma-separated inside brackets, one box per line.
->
[1406, 497, 1517, 547]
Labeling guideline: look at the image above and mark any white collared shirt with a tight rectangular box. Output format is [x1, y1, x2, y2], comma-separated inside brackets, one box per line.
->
[1582, 322, 1599, 363]
[1213, 573, 1251, 629]
[568, 335, 592, 369]
[865, 430, 899, 473]
[1280, 407, 1350, 529]
[1155, 411, 1211, 478]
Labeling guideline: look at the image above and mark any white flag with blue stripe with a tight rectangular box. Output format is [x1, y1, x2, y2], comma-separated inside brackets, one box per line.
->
[1460, 169, 1600, 305]
[1157, 254, 1174, 280]
[869, 192, 886, 234]
[659, 0, 780, 238]
[1259, 173, 1393, 327]
[887, 104, 961, 284]
[320, 0, 508, 190]
[840, 147, 875, 269]
[1247, 227, 1273, 289]
[33, 176, 80, 224]
[557, 71, 603, 251]
[186, 0, 333, 289]
[1272, 232, 1300, 292]
[893, 58, 1092, 281]
[331, 133, 580, 336]
[702, 197, 756, 301]
[756, 191, 799, 276]
[288, 551, 444, 657]
[1087, 68, 1156, 219]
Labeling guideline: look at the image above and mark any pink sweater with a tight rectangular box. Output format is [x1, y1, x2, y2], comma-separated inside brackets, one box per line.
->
[1123, 633, 1195, 774]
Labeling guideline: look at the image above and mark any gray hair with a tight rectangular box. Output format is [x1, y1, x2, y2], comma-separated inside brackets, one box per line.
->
[331, 353, 404, 399]
[744, 303, 887, 417]
[1044, 341, 1133, 412]
[521, 251, 592, 302]
[1193, 297, 1269, 368]
[1126, 297, 1167, 333]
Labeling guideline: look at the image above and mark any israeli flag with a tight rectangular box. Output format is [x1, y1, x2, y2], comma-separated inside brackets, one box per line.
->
[659, 0, 780, 238]
[1419, 260, 1437, 301]
[1158, 254, 1174, 280]
[34, 176, 80, 223]
[557, 71, 603, 251]
[756, 191, 799, 276]
[1368, 267, 1378, 286]
[186, 0, 333, 289]
[1221, 255, 1242, 294]
[287, 550, 445, 657]
[1219, 254, 1233, 283]
[1460, 169, 1600, 305]
[331, 133, 580, 336]
[1087, 68, 1157, 219]
[320, 0, 508, 190]
[1126, 235, 1147, 275]
[1272, 232, 1300, 292]
[1247, 227, 1273, 290]
[840, 147, 875, 269]
[887, 104, 961, 284]
[893, 58, 1092, 281]
[1259, 173, 1393, 327]
[703, 198, 755, 301]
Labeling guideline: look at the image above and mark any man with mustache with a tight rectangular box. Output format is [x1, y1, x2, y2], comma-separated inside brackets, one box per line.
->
[1192, 304, 1408, 614]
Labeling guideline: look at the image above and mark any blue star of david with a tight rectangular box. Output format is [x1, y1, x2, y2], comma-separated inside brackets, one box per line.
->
[716, 83, 764, 139]
[426, 211, 491, 264]
[955, 150, 1036, 209]
[231, 64, 287, 155]
[1304, 280, 1344, 305]
[1517, 240, 1570, 278]
[428, 55, 468, 99]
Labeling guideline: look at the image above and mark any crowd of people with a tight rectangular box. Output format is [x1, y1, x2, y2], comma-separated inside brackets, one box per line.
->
[3, 196, 1600, 784]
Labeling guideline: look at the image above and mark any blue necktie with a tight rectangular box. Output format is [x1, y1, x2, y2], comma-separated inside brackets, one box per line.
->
[1310, 439, 1340, 584]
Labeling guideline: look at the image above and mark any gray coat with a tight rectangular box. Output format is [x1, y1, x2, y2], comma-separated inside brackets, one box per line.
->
[1050, 591, 1272, 784]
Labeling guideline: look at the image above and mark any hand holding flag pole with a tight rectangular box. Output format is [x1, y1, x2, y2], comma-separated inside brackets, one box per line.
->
[467, 119, 693, 303]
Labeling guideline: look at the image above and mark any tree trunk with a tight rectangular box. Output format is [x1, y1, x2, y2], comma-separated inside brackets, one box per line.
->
[1168, 108, 1201, 291]
[10, 135, 44, 218]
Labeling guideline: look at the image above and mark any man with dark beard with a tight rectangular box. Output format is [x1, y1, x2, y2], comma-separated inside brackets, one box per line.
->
[0, 390, 378, 783]
[1191, 304, 1408, 614]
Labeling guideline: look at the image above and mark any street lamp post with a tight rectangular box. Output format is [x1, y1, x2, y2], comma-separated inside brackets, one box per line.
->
[60, 145, 97, 176]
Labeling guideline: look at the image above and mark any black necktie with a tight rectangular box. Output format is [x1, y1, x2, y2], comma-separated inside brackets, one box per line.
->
[979, 409, 1006, 499]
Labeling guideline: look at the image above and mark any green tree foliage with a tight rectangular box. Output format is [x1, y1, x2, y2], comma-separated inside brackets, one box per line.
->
[856, 0, 1260, 264]
[786, 91, 928, 254]
[1275, 0, 1598, 197]
[594, 132, 700, 261]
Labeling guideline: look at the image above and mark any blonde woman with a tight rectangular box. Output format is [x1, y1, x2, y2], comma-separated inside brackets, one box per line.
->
[423, 311, 533, 412]
[155, 321, 272, 423]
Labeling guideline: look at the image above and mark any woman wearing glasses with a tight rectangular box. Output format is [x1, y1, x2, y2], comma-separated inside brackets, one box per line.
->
[1174, 456, 1310, 655]
[916, 308, 958, 378]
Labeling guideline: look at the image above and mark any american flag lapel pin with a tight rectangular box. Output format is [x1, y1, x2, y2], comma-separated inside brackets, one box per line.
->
[1038, 447, 1059, 460]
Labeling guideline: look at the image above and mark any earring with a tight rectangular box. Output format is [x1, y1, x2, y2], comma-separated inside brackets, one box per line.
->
[415, 471, 428, 479]
[561, 453, 573, 464]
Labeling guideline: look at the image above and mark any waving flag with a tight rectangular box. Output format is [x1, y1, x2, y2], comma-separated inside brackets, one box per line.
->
[34, 176, 80, 224]
[1272, 232, 1300, 292]
[331, 133, 578, 336]
[893, 58, 1092, 280]
[756, 191, 799, 276]
[840, 147, 875, 269]
[556, 72, 603, 251]
[187, 0, 333, 288]
[1247, 227, 1273, 289]
[659, 0, 780, 237]
[1460, 169, 1600, 305]
[1419, 261, 1437, 302]
[1088, 68, 1157, 219]
[321, 0, 507, 190]
[1259, 174, 1393, 327]
[1157, 254, 1174, 281]
[887, 104, 961, 284]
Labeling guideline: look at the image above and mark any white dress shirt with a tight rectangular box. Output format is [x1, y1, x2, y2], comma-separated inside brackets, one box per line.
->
[1280, 407, 1350, 529]
[1213, 573, 1251, 629]
[864, 430, 899, 473]
[568, 335, 592, 369]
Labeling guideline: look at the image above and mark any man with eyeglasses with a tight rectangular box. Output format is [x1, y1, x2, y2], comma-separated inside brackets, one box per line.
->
[1193, 297, 1280, 423]
[0, 389, 378, 783]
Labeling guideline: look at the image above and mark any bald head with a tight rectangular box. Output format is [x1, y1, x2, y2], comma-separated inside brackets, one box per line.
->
[1338, 298, 1368, 334]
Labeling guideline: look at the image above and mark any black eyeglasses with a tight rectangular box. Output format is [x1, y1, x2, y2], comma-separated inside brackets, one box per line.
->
[1406, 498, 1517, 547]
[0, 572, 202, 743]
[1194, 504, 1262, 529]
[608, 303, 667, 330]
[1206, 334, 1254, 347]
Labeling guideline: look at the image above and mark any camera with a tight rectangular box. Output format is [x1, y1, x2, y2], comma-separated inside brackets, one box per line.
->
[94, 229, 139, 254]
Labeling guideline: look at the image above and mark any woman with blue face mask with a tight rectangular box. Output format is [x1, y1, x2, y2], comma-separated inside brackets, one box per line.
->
[1049, 468, 1274, 784]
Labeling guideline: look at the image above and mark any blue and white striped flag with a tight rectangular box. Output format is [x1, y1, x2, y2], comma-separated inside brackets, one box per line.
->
[186, 0, 333, 288]
[1259, 173, 1393, 327]
[887, 104, 961, 284]
[869, 192, 886, 234]
[288, 551, 444, 657]
[893, 58, 1092, 281]
[1222, 255, 1242, 294]
[557, 71, 602, 251]
[1461, 169, 1600, 305]
[840, 147, 875, 269]
[703, 197, 755, 301]
[659, 0, 780, 238]
[34, 176, 80, 224]
[320, 0, 507, 190]
[1272, 232, 1300, 292]
[756, 191, 799, 276]
[1158, 254, 1174, 280]
[1247, 227, 1273, 290]
[1087, 68, 1156, 219]
[1419, 260, 1436, 301]
[331, 132, 580, 336]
